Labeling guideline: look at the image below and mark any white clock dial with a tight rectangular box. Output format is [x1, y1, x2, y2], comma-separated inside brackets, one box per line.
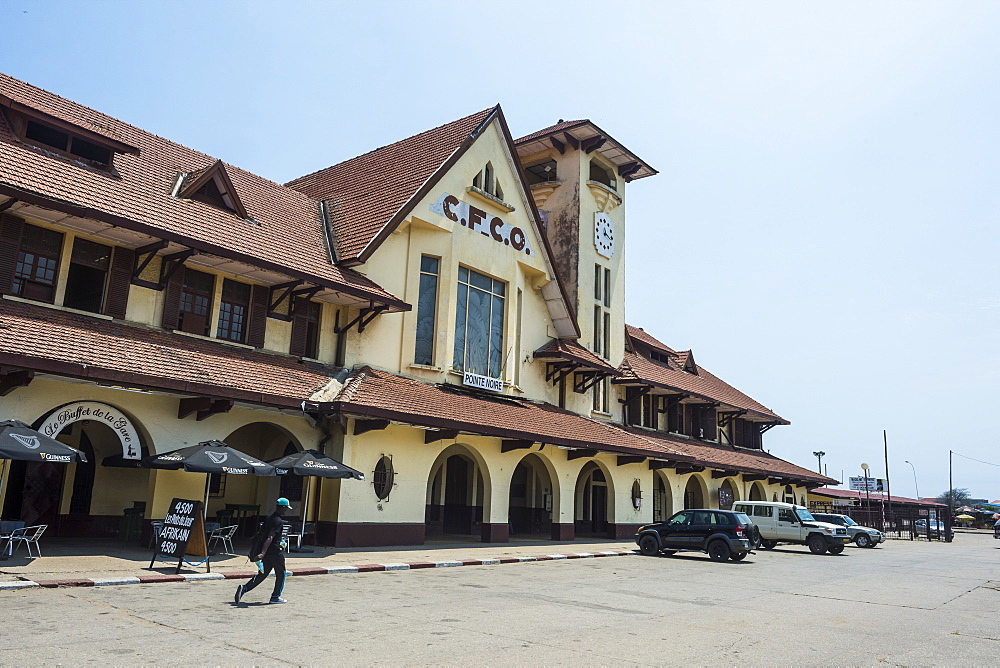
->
[594, 212, 615, 258]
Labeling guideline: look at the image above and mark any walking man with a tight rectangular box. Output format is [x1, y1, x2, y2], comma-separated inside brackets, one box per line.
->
[235, 497, 292, 604]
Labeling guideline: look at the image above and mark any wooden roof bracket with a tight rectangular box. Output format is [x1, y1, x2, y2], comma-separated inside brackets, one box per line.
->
[759, 423, 779, 434]
[0, 367, 33, 396]
[336, 301, 390, 334]
[158, 248, 195, 288]
[582, 135, 607, 154]
[567, 448, 597, 461]
[618, 384, 652, 405]
[660, 393, 688, 413]
[711, 470, 739, 479]
[0, 197, 18, 213]
[501, 439, 534, 453]
[717, 409, 748, 429]
[131, 240, 168, 288]
[267, 279, 303, 318]
[353, 418, 390, 435]
[177, 396, 233, 421]
[563, 133, 580, 150]
[573, 369, 608, 394]
[545, 361, 579, 386]
[742, 474, 768, 482]
[617, 455, 646, 466]
[549, 136, 565, 154]
[424, 429, 459, 444]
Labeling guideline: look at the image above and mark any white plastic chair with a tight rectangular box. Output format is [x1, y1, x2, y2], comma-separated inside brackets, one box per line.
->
[207, 525, 238, 554]
[10, 524, 46, 558]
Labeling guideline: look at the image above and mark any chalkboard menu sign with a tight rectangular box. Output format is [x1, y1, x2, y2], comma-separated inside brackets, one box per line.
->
[149, 498, 209, 573]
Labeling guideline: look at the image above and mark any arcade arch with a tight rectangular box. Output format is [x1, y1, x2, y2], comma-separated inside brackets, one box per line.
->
[652, 471, 674, 522]
[206, 422, 304, 519]
[2, 414, 151, 537]
[749, 481, 766, 501]
[683, 474, 708, 509]
[718, 478, 739, 510]
[574, 461, 614, 536]
[507, 453, 556, 538]
[425, 444, 491, 538]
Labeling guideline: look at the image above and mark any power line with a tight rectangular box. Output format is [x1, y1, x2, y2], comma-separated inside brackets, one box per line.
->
[952, 451, 1000, 468]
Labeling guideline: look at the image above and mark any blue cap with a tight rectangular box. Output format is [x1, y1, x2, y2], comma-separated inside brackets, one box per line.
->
[276, 497, 293, 509]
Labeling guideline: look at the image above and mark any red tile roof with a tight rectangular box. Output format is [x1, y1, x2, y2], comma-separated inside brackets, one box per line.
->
[334, 366, 689, 458]
[618, 351, 787, 423]
[515, 119, 588, 145]
[0, 300, 338, 407]
[810, 487, 946, 507]
[286, 108, 496, 264]
[625, 324, 675, 354]
[622, 427, 836, 485]
[0, 72, 404, 308]
[533, 339, 619, 374]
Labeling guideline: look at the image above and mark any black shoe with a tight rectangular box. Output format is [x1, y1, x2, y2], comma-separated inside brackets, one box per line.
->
[234, 585, 244, 604]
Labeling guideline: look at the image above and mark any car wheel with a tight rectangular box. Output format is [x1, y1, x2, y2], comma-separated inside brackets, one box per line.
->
[707, 540, 731, 562]
[827, 543, 845, 555]
[855, 534, 871, 548]
[760, 539, 777, 549]
[638, 535, 660, 556]
[807, 534, 827, 554]
[730, 551, 747, 561]
[748, 525, 762, 549]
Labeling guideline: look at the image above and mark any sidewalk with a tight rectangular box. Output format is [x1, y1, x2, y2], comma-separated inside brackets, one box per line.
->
[0, 536, 638, 590]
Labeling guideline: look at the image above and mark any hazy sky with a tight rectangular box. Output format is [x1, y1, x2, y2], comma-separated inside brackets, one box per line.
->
[3, 1, 998, 502]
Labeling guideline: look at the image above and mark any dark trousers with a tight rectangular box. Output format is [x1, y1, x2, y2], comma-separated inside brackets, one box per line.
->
[242, 552, 286, 599]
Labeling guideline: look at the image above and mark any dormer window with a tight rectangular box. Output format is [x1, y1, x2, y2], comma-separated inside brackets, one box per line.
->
[22, 119, 113, 167]
[178, 160, 249, 218]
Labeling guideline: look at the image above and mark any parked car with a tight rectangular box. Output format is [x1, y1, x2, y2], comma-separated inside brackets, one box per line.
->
[635, 509, 755, 562]
[914, 519, 953, 539]
[811, 513, 884, 548]
[732, 501, 850, 554]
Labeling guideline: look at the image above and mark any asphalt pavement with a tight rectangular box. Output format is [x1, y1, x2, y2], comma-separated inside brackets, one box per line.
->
[1, 532, 998, 665]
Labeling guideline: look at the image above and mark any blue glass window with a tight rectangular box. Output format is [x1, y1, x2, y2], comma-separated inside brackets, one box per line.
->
[453, 267, 505, 377]
[414, 256, 439, 365]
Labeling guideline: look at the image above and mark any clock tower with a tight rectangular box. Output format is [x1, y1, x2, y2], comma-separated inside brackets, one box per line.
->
[514, 121, 656, 380]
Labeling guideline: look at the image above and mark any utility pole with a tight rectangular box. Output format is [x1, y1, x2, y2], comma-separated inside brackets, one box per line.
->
[883, 430, 891, 532]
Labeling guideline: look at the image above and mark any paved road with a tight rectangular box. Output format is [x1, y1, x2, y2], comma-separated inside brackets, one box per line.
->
[2, 533, 998, 665]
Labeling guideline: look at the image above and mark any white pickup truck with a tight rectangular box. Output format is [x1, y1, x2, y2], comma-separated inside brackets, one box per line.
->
[732, 501, 851, 555]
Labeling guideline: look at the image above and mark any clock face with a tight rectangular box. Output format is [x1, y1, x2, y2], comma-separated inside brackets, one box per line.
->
[594, 212, 615, 258]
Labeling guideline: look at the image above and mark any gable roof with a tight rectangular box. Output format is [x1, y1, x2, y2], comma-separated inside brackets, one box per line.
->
[286, 105, 581, 339]
[177, 159, 249, 219]
[625, 324, 675, 354]
[0, 72, 405, 310]
[618, 351, 787, 423]
[286, 108, 496, 265]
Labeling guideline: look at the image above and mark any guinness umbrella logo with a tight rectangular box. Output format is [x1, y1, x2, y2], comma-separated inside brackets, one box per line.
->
[207, 451, 228, 464]
[12, 433, 40, 449]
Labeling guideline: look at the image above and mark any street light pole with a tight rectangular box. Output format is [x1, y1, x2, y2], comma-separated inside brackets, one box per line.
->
[861, 462, 871, 520]
[813, 451, 826, 473]
[904, 460, 920, 499]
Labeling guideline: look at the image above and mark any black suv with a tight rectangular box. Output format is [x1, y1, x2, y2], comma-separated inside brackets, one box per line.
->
[635, 509, 757, 562]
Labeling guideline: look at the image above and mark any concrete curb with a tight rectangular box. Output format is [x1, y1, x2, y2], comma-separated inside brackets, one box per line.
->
[0, 550, 635, 591]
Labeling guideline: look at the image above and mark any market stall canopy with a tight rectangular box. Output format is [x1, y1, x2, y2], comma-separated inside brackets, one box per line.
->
[955, 514, 976, 521]
[267, 449, 364, 480]
[0, 419, 87, 462]
[143, 440, 275, 476]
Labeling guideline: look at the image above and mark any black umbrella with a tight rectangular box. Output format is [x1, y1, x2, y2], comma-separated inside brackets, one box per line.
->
[0, 420, 88, 527]
[0, 419, 88, 463]
[144, 440, 275, 476]
[144, 440, 276, 520]
[267, 449, 364, 548]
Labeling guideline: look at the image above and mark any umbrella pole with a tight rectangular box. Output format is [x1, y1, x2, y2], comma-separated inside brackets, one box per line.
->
[0, 459, 7, 514]
[203, 473, 211, 522]
[299, 478, 310, 547]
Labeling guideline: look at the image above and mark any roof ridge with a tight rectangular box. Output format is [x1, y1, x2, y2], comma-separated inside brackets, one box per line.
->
[285, 106, 497, 188]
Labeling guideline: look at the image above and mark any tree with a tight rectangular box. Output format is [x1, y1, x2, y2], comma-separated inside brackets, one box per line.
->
[937, 488, 972, 507]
